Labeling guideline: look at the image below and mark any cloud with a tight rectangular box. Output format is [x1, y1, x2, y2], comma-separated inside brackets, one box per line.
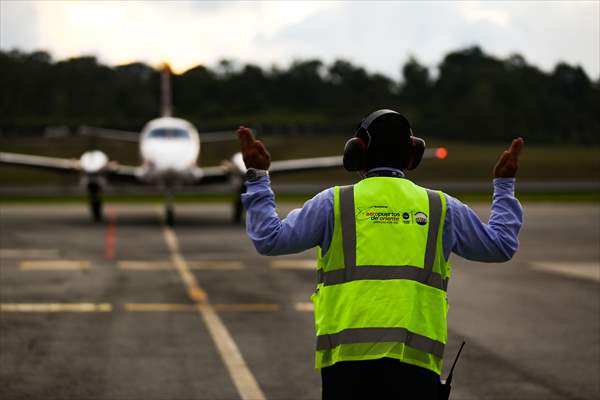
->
[0, 1, 39, 50]
[255, 1, 599, 79]
[0, 0, 597, 79]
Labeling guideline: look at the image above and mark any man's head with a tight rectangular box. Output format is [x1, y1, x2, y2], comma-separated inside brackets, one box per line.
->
[343, 109, 425, 172]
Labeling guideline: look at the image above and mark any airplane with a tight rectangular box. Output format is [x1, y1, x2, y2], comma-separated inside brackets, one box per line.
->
[0, 64, 448, 226]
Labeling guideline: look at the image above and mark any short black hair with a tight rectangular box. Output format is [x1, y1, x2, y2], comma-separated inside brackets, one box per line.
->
[363, 112, 412, 170]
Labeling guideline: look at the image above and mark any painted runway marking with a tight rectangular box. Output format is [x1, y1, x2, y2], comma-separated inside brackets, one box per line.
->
[158, 210, 265, 400]
[295, 302, 314, 312]
[0, 303, 112, 312]
[125, 303, 196, 312]
[208, 303, 279, 312]
[270, 259, 315, 270]
[530, 262, 600, 282]
[125, 303, 280, 312]
[187, 260, 243, 270]
[0, 249, 60, 259]
[1, 303, 285, 313]
[162, 228, 208, 302]
[19, 260, 90, 270]
[118, 260, 243, 270]
[118, 260, 172, 270]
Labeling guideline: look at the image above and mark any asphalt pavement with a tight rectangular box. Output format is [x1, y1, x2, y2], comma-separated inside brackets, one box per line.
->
[0, 202, 598, 400]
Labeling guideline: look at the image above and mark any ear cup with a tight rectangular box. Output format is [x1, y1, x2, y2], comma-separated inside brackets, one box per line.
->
[343, 137, 367, 171]
[405, 137, 426, 170]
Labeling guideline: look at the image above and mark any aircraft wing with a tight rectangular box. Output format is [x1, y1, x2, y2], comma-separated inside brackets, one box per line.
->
[194, 165, 231, 184]
[79, 126, 140, 142]
[269, 155, 343, 174]
[0, 152, 81, 173]
[268, 148, 447, 175]
[0, 151, 140, 184]
[199, 130, 238, 143]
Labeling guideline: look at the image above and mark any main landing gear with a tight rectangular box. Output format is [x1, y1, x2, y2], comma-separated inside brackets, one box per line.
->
[87, 181, 103, 222]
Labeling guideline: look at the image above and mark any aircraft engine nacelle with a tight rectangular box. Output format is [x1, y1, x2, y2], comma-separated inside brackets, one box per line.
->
[230, 152, 247, 176]
[80, 150, 109, 173]
[79, 150, 108, 222]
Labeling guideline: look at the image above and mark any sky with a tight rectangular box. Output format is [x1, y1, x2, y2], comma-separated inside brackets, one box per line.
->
[1, 0, 598, 80]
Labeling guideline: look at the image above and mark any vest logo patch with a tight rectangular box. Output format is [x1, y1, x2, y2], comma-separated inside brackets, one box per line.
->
[357, 206, 428, 226]
[415, 212, 428, 225]
[358, 205, 401, 224]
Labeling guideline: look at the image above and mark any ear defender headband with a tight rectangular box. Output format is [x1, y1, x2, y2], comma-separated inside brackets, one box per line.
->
[342, 109, 426, 172]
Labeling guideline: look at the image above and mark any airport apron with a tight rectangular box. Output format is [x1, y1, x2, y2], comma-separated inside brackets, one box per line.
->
[312, 177, 451, 375]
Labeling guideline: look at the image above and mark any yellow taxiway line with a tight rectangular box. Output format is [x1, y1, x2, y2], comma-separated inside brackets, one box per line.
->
[125, 303, 197, 312]
[0, 303, 285, 313]
[125, 303, 280, 312]
[294, 302, 315, 312]
[270, 259, 315, 270]
[118, 260, 243, 270]
[19, 260, 91, 270]
[157, 209, 266, 400]
[0, 303, 112, 312]
[117, 261, 173, 270]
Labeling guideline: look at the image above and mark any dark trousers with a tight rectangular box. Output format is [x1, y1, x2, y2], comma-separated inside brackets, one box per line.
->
[321, 358, 439, 400]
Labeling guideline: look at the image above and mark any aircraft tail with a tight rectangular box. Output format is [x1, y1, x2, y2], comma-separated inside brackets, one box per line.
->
[160, 63, 172, 117]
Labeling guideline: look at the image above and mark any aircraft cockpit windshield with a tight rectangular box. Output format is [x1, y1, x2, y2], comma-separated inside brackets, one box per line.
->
[147, 128, 190, 139]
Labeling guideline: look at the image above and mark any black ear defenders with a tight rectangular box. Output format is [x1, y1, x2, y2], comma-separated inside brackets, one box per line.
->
[342, 109, 426, 172]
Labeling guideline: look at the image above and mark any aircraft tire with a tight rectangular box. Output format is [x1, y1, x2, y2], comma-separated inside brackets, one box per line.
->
[90, 199, 103, 222]
[166, 207, 175, 227]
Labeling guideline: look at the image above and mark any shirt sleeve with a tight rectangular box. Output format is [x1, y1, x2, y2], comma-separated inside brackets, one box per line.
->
[443, 178, 523, 262]
[241, 176, 334, 256]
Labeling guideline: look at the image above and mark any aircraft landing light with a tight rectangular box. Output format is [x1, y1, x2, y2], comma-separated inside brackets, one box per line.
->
[436, 147, 448, 159]
[20, 260, 90, 270]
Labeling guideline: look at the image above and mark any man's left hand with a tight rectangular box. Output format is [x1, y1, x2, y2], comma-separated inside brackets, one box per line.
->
[494, 137, 524, 178]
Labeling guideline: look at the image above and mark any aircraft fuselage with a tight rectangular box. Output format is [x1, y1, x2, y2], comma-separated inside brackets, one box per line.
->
[138, 117, 200, 186]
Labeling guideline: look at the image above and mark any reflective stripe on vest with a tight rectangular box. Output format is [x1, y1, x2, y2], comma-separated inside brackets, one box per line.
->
[316, 185, 447, 291]
[316, 327, 445, 359]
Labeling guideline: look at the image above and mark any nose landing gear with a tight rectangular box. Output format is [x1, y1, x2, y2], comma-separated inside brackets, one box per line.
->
[165, 188, 175, 226]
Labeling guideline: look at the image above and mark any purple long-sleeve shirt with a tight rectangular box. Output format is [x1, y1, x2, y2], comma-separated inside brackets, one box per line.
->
[242, 171, 523, 263]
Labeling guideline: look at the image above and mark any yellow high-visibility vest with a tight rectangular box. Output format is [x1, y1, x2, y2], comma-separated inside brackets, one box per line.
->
[312, 177, 451, 374]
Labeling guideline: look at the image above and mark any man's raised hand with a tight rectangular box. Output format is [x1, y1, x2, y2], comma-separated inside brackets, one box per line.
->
[494, 137, 524, 178]
[237, 126, 271, 170]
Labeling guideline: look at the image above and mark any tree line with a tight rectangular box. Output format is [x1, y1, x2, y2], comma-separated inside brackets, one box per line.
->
[0, 46, 598, 143]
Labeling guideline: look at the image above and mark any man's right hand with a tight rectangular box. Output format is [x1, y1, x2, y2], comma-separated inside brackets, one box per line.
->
[494, 137, 524, 178]
[237, 126, 271, 170]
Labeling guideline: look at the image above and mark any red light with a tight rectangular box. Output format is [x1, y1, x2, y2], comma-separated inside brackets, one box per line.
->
[436, 147, 448, 160]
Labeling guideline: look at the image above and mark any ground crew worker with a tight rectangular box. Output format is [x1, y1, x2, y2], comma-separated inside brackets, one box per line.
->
[238, 109, 524, 399]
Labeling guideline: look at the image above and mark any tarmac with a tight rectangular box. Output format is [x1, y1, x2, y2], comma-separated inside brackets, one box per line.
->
[0, 202, 598, 400]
